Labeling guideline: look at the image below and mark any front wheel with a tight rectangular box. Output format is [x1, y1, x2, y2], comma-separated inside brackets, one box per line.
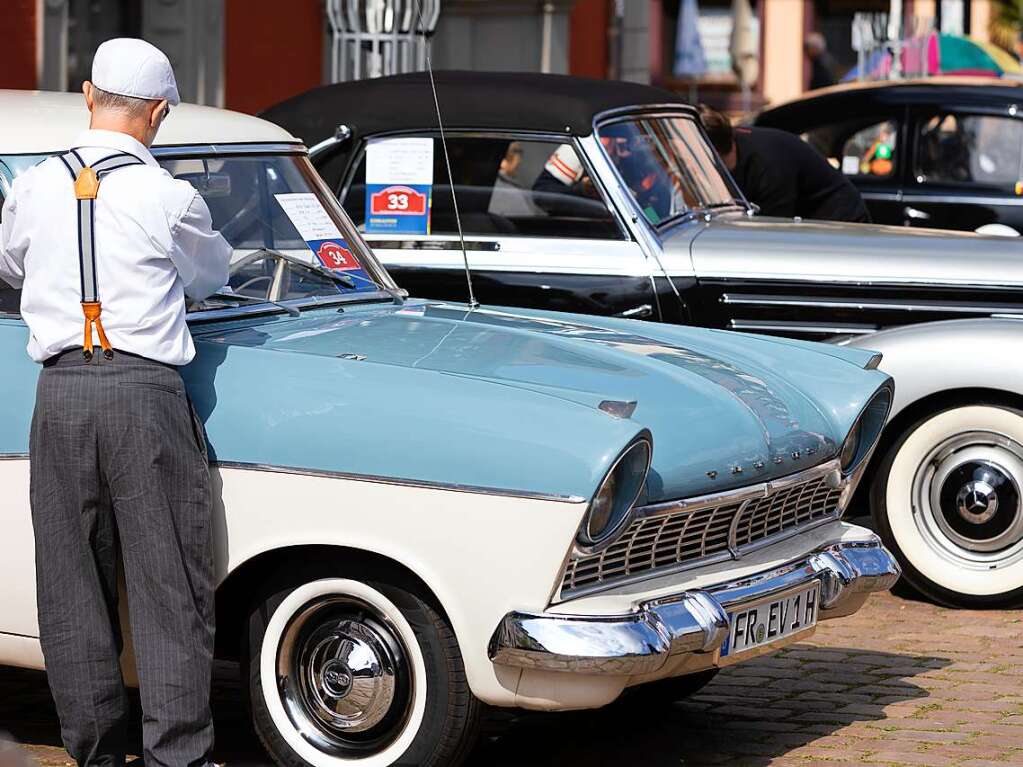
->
[871, 404, 1023, 608]
[245, 575, 480, 766]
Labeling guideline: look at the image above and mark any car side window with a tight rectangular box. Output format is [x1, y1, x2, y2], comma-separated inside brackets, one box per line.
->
[803, 118, 898, 179]
[341, 135, 623, 240]
[0, 277, 20, 317]
[915, 113, 1023, 189]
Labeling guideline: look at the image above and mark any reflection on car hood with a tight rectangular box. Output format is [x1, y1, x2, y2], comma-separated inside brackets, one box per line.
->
[188, 301, 888, 502]
[688, 213, 1023, 288]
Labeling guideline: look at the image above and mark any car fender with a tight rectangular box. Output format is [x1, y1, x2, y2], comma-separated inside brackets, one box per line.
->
[211, 465, 586, 708]
[843, 318, 1023, 421]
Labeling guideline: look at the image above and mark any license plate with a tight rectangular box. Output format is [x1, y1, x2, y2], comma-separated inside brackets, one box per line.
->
[721, 581, 820, 657]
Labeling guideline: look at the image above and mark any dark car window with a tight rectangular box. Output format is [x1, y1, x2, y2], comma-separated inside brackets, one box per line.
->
[341, 136, 622, 240]
[802, 117, 899, 180]
[915, 113, 1023, 190]
[0, 278, 20, 317]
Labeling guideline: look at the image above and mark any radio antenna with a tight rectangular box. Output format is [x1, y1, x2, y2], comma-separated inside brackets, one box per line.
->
[412, 0, 478, 310]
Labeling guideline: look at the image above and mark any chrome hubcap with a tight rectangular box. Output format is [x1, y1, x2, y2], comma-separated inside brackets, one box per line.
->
[912, 430, 1023, 567]
[277, 595, 413, 756]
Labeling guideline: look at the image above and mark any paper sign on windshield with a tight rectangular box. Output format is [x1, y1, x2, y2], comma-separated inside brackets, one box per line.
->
[364, 138, 433, 235]
[274, 193, 373, 289]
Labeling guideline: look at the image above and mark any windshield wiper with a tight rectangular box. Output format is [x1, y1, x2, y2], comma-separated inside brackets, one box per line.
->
[249, 247, 357, 289]
[202, 290, 301, 317]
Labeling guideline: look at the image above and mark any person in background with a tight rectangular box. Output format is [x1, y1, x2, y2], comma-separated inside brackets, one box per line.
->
[805, 32, 837, 90]
[699, 105, 870, 223]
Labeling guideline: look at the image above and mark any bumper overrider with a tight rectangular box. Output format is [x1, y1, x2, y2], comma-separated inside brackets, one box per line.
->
[488, 536, 899, 676]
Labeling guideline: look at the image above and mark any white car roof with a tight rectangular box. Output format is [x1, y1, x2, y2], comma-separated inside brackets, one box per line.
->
[0, 90, 300, 154]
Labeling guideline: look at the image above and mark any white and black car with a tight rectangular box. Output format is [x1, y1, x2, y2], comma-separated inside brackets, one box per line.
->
[265, 71, 1023, 609]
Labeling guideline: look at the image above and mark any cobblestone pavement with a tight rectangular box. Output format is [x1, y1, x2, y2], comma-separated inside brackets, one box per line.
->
[3, 586, 1023, 766]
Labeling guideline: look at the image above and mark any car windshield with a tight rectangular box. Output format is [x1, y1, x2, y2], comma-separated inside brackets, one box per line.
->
[157, 154, 391, 311]
[596, 115, 742, 227]
[0, 151, 393, 315]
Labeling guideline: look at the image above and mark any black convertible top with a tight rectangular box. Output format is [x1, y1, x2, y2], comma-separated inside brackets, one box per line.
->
[260, 71, 689, 146]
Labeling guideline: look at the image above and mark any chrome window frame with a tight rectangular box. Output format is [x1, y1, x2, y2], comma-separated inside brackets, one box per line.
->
[335, 128, 635, 243]
[591, 105, 750, 239]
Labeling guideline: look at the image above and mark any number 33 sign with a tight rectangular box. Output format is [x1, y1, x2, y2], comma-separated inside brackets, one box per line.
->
[364, 137, 434, 235]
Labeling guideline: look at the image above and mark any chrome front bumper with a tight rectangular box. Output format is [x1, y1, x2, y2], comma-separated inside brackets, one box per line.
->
[488, 537, 900, 676]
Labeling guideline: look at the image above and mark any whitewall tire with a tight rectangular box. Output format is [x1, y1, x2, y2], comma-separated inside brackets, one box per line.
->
[245, 573, 480, 766]
[872, 404, 1023, 608]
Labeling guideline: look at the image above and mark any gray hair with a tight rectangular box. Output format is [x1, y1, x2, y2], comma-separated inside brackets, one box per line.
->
[91, 86, 156, 119]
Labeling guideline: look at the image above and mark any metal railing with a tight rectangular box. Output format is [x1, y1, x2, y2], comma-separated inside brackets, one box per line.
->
[325, 0, 441, 83]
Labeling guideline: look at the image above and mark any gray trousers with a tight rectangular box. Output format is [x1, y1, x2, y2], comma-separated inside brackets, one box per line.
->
[30, 350, 216, 767]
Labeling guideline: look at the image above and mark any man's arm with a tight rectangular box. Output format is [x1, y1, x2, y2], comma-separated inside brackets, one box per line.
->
[168, 192, 232, 301]
[0, 184, 27, 289]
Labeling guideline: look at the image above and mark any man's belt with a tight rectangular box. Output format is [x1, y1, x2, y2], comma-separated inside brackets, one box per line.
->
[59, 149, 145, 360]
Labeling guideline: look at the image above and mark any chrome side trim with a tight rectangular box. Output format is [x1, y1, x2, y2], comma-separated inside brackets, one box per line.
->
[0, 453, 29, 460]
[489, 536, 900, 675]
[697, 273, 1023, 290]
[211, 460, 587, 504]
[721, 293, 1023, 315]
[729, 320, 877, 335]
[902, 193, 1023, 207]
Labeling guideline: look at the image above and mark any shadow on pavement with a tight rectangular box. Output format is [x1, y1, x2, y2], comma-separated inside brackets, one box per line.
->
[1, 646, 947, 767]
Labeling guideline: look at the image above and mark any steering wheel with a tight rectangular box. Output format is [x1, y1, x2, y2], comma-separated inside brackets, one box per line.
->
[234, 275, 274, 296]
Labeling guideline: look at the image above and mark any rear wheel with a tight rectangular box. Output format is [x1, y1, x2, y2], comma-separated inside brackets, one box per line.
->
[245, 574, 480, 766]
[871, 404, 1023, 608]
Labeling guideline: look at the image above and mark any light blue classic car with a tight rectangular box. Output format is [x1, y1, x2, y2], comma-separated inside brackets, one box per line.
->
[0, 91, 899, 767]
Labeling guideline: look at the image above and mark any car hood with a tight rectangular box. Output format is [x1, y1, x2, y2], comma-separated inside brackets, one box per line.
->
[187, 301, 888, 503]
[688, 213, 1023, 288]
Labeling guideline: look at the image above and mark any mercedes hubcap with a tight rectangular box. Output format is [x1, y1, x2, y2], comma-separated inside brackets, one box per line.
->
[277, 595, 413, 757]
[912, 430, 1023, 567]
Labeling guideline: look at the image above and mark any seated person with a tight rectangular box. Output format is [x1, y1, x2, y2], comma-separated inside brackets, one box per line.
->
[531, 144, 601, 216]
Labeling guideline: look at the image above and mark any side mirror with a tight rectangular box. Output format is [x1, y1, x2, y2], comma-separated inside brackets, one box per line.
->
[176, 171, 232, 198]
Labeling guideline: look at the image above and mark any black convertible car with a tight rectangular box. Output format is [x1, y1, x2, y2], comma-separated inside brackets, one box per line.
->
[756, 77, 1023, 236]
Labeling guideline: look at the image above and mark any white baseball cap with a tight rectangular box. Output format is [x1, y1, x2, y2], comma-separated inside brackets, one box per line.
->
[91, 38, 180, 106]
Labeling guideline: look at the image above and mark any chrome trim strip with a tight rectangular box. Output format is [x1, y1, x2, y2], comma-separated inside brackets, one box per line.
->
[636, 460, 841, 520]
[729, 320, 877, 335]
[212, 460, 587, 503]
[489, 536, 900, 675]
[0, 453, 29, 460]
[697, 273, 1023, 290]
[721, 293, 1023, 314]
[902, 193, 1023, 207]
[150, 142, 306, 158]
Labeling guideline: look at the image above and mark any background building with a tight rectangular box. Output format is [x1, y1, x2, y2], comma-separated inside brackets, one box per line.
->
[0, 0, 1009, 115]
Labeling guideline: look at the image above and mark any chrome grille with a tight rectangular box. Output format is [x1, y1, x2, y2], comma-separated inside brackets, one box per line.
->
[560, 463, 844, 597]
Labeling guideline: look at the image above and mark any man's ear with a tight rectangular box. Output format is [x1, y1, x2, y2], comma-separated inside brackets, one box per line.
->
[83, 81, 95, 112]
[150, 99, 169, 129]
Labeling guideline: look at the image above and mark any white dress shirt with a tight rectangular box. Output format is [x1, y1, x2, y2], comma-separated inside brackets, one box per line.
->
[0, 129, 231, 365]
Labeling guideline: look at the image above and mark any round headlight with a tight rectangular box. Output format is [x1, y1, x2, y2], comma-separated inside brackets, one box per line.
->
[579, 438, 651, 549]
[840, 385, 893, 474]
[840, 420, 861, 472]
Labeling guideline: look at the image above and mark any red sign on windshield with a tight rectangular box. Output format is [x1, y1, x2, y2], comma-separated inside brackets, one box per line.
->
[369, 185, 428, 216]
[316, 241, 360, 271]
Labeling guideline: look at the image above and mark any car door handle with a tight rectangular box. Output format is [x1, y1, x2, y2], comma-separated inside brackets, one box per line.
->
[903, 206, 931, 221]
[616, 304, 654, 319]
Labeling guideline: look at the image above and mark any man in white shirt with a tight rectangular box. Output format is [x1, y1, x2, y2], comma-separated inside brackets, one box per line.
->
[0, 39, 230, 767]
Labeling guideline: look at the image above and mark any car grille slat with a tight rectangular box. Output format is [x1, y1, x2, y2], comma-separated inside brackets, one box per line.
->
[561, 468, 843, 597]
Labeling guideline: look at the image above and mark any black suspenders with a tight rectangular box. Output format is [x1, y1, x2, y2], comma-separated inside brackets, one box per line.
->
[59, 149, 145, 360]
